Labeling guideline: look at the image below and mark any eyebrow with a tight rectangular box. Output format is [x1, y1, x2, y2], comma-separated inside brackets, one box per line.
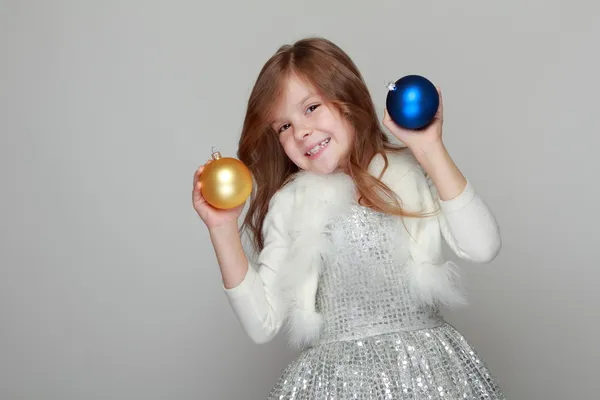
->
[270, 94, 317, 126]
[297, 94, 314, 107]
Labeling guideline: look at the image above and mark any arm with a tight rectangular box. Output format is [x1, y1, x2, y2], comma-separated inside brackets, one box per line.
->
[215, 196, 291, 344]
[412, 141, 467, 201]
[413, 142, 502, 263]
[209, 222, 249, 290]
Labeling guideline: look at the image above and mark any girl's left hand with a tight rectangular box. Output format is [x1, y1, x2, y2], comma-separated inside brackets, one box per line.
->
[382, 87, 444, 153]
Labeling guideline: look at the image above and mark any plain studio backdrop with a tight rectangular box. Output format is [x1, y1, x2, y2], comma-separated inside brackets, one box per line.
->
[1, 1, 599, 399]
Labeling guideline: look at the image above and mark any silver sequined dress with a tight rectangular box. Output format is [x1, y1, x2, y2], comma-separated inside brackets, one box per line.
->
[267, 205, 505, 399]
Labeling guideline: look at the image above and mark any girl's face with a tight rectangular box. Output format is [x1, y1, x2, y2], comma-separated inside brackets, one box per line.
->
[269, 74, 354, 175]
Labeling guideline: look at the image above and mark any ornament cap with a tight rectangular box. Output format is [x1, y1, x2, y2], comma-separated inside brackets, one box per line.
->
[211, 147, 222, 160]
[387, 81, 397, 91]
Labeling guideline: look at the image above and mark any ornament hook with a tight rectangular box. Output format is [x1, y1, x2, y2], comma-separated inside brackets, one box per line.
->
[211, 146, 221, 160]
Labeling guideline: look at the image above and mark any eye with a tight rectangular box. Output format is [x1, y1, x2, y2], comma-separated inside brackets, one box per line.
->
[306, 104, 320, 114]
[278, 123, 291, 133]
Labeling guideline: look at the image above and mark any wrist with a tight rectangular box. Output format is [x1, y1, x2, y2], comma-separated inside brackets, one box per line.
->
[410, 139, 467, 201]
[208, 221, 240, 239]
[410, 139, 446, 167]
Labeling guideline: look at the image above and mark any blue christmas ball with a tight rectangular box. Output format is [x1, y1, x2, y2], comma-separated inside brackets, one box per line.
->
[386, 75, 439, 130]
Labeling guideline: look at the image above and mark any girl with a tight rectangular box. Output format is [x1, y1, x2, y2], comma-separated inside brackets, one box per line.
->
[192, 37, 505, 399]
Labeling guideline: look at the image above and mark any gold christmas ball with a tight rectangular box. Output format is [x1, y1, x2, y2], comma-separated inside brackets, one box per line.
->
[200, 150, 252, 209]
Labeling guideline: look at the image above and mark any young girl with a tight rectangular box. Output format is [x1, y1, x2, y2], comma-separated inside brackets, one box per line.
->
[192, 37, 505, 399]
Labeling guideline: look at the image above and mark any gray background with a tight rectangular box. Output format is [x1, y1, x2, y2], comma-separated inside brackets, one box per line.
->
[1, 1, 598, 399]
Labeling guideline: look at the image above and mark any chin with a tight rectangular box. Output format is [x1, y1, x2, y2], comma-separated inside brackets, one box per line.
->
[307, 159, 341, 175]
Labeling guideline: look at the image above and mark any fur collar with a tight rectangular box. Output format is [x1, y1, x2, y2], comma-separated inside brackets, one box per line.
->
[266, 150, 466, 348]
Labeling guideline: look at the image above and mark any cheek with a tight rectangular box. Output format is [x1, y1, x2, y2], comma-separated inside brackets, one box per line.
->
[333, 122, 352, 146]
[345, 127, 355, 146]
[279, 133, 292, 148]
[279, 135, 300, 157]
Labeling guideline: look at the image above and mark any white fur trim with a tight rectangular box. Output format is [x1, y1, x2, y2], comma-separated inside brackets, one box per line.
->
[268, 151, 470, 347]
[286, 308, 323, 348]
[403, 260, 467, 307]
[273, 172, 357, 347]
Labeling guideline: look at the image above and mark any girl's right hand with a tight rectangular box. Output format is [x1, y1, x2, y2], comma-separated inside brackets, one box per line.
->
[192, 160, 246, 230]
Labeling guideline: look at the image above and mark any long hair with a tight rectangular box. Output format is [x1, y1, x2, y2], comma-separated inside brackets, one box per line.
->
[238, 37, 426, 252]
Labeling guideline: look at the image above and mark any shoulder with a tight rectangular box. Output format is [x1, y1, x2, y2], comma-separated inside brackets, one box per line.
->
[269, 170, 355, 211]
[368, 148, 436, 212]
[368, 148, 430, 188]
[264, 170, 356, 234]
[368, 148, 423, 181]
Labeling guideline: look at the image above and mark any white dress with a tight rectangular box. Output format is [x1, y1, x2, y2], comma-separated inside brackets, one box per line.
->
[265, 203, 505, 399]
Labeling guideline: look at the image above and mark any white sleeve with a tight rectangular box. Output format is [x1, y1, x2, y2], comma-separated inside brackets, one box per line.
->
[222, 195, 291, 344]
[433, 179, 502, 263]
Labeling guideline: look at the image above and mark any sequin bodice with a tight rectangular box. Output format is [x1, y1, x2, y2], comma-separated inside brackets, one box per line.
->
[268, 205, 506, 400]
[316, 206, 444, 344]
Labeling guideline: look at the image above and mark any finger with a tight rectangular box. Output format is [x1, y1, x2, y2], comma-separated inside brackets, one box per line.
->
[192, 180, 206, 204]
[383, 108, 390, 122]
[382, 110, 403, 133]
[193, 165, 205, 184]
[192, 180, 201, 196]
[434, 86, 443, 119]
[382, 108, 393, 128]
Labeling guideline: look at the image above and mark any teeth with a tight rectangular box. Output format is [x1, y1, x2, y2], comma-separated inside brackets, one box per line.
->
[306, 138, 330, 156]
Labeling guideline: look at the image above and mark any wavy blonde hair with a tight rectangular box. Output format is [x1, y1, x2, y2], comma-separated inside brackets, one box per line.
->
[238, 37, 425, 252]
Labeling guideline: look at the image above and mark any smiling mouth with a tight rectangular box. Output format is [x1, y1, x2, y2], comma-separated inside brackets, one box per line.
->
[305, 138, 331, 157]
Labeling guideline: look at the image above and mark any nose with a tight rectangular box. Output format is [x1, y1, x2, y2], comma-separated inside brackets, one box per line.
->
[294, 124, 312, 141]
